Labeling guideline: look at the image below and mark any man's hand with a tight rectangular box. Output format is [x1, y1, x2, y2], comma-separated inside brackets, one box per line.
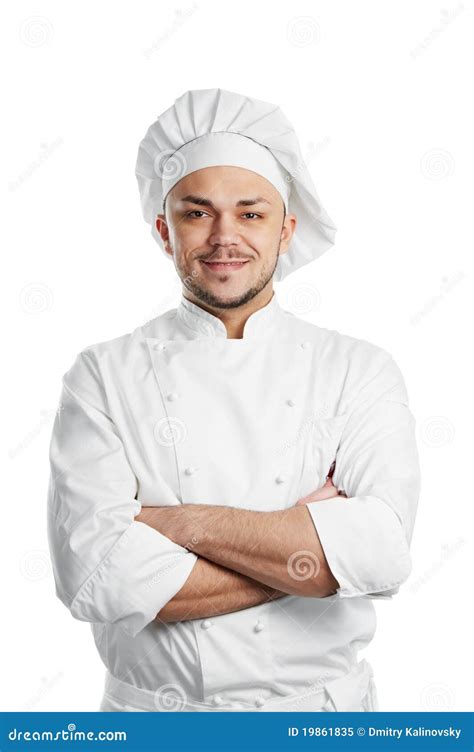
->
[294, 474, 347, 506]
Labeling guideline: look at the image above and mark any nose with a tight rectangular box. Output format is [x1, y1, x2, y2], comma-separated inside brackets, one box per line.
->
[208, 214, 242, 248]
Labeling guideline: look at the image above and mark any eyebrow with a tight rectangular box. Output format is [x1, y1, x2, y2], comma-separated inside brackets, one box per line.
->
[178, 194, 271, 209]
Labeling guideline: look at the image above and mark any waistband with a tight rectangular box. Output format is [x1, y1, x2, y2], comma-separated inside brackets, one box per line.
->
[101, 659, 374, 712]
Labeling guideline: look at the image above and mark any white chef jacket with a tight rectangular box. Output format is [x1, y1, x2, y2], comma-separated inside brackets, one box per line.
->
[47, 292, 420, 712]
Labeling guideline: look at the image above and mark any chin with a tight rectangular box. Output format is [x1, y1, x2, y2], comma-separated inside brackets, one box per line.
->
[206, 289, 247, 307]
[191, 284, 252, 310]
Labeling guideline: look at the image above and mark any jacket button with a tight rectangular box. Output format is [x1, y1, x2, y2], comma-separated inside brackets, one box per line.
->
[184, 466, 198, 476]
[275, 475, 286, 484]
[166, 392, 178, 401]
[213, 695, 224, 705]
[300, 341, 310, 349]
[255, 697, 266, 708]
[154, 343, 166, 351]
[254, 621, 265, 633]
[286, 399, 296, 407]
[201, 619, 213, 630]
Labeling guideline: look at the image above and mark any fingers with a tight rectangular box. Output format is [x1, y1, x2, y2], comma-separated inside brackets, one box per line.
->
[295, 471, 348, 506]
[295, 485, 339, 505]
[322, 477, 336, 488]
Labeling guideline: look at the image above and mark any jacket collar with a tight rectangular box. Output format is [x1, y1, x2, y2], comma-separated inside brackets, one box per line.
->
[176, 292, 283, 339]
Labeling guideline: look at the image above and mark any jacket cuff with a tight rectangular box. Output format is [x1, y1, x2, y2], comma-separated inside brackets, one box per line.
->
[305, 496, 412, 597]
[69, 521, 198, 637]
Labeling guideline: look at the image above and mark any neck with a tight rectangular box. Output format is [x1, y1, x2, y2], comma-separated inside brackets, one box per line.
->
[182, 285, 275, 339]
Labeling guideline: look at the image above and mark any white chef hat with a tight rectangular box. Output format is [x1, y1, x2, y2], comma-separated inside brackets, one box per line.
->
[135, 88, 336, 282]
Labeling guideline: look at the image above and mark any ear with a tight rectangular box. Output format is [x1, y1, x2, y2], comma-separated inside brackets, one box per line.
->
[155, 215, 173, 257]
[279, 213, 297, 256]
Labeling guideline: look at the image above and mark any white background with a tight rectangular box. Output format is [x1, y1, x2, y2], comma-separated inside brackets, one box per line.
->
[1, 0, 472, 712]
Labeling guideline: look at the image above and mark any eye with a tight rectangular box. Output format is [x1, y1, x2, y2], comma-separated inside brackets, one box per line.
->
[186, 210, 209, 218]
[241, 212, 262, 220]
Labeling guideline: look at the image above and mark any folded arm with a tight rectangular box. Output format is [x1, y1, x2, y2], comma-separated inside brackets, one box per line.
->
[136, 502, 340, 598]
[151, 480, 342, 620]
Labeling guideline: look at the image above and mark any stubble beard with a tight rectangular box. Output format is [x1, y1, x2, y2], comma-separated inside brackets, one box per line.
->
[175, 246, 280, 310]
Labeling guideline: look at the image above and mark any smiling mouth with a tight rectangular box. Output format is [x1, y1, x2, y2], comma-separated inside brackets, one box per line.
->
[200, 259, 250, 272]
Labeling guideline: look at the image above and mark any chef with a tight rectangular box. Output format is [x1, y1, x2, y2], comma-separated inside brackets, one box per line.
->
[47, 88, 420, 713]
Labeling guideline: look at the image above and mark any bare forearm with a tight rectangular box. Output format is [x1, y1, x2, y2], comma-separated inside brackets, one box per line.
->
[156, 556, 286, 623]
[140, 505, 339, 598]
[184, 505, 338, 596]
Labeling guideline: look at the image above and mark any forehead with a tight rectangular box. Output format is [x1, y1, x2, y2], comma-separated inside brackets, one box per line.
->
[168, 165, 281, 205]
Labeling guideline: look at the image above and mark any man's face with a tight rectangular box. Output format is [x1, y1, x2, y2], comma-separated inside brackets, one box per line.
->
[155, 165, 296, 309]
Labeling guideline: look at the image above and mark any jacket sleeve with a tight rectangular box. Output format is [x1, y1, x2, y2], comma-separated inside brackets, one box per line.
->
[47, 349, 198, 638]
[306, 353, 421, 599]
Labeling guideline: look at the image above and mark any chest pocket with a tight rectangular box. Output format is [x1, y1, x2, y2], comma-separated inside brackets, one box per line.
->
[311, 414, 348, 486]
